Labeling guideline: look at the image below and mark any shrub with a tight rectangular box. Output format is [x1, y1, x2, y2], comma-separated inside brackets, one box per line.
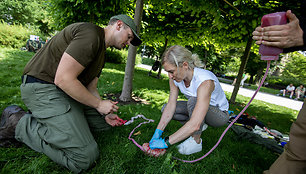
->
[266, 76, 304, 89]
[141, 57, 156, 66]
[281, 52, 306, 84]
[106, 49, 124, 64]
[105, 48, 142, 65]
[0, 21, 46, 49]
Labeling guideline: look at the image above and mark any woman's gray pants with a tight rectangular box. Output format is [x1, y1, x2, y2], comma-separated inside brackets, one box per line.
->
[162, 97, 229, 135]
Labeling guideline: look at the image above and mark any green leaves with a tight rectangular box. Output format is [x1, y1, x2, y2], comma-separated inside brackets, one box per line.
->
[0, 0, 52, 34]
[281, 52, 306, 84]
[47, 0, 134, 30]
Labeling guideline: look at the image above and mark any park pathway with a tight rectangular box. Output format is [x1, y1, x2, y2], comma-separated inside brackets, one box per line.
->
[136, 64, 303, 111]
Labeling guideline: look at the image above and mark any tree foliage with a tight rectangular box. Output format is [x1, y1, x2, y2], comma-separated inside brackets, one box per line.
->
[282, 52, 306, 84]
[0, 0, 52, 34]
[47, 0, 134, 30]
[0, 0, 36, 25]
[142, 0, 301, 47]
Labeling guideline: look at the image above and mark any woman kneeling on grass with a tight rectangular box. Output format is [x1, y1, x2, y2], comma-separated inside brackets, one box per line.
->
[149, 45, 229, 155]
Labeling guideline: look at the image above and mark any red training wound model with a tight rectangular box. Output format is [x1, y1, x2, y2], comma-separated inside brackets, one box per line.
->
[142, 143, 166, 157]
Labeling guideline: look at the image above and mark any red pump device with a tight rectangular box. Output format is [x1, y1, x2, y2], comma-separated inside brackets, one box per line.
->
[259, 12, 287, 60]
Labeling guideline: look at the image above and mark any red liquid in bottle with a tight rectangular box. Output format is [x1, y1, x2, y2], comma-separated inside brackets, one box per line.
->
[259, 12, 287, 60]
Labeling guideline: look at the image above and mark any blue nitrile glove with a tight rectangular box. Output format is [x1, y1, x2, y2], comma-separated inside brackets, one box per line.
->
[149, 138, 168, 149]
[149, 129, 163, 144]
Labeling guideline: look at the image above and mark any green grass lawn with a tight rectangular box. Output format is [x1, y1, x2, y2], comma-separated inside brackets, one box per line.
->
[0, 47, 300, 173]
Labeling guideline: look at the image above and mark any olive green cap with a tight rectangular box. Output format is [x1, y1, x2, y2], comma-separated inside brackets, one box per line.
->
[111, 14, 142, 46]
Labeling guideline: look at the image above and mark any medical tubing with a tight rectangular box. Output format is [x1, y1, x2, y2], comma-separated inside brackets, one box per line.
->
[128, 61, 271, 163]
[127, 115, 155, 152]
[172, 60, 271, 163]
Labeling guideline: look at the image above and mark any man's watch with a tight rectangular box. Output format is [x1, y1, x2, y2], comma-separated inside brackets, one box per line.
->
[165, 136, 171, 147]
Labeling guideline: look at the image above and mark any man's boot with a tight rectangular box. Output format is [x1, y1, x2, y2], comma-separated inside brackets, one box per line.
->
[0, 105, 26, 147]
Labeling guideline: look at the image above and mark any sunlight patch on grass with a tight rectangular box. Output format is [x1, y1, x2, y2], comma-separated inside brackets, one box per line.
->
[103, 67, 125, 75]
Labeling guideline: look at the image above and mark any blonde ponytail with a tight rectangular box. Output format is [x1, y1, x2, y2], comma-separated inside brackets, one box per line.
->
[191, 54, 204, 68]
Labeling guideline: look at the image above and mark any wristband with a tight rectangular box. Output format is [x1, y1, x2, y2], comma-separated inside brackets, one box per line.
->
[165, 136, 171, 147]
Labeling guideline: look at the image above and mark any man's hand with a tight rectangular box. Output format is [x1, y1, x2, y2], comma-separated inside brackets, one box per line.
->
[105, 114, 122, 127]
[252, 10, 304, 48]
[96, 100, 119, 115]
[149, 138, 168, 149]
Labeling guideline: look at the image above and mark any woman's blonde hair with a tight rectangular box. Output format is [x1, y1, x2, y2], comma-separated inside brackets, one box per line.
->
[161, 45, 204, 69]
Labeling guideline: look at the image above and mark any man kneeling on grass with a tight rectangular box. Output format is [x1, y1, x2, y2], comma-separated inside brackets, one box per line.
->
[0, 14, 141, 173]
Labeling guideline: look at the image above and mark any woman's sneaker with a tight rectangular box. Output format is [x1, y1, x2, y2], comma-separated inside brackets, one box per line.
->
[177, 136, 202, 155]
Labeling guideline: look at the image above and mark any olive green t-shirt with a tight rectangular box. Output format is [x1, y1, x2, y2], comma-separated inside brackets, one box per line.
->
[23, 22, 106, 86]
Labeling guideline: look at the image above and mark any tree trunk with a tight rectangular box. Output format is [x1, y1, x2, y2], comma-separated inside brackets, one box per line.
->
[157, 37, 168, 79]
[229, 36, 253, 103]
[119, 0, 143, 101]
